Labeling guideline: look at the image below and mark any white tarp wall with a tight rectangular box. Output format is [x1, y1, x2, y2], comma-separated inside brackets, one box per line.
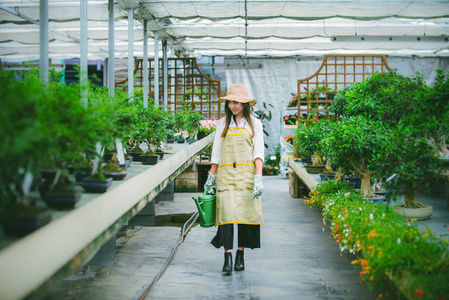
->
[225, 56, 449, 157]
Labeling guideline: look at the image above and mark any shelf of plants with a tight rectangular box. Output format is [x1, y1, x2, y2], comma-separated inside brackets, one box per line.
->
[0, 134, 214, 300]
[0, 70, 216, 300]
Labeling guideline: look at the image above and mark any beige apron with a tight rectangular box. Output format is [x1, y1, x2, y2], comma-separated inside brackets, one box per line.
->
[215, 127, 264, 226]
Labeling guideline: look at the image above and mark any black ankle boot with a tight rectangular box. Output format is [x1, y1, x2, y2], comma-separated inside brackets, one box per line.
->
[222, 252, 232, 273]
[234, 250, 245, 271]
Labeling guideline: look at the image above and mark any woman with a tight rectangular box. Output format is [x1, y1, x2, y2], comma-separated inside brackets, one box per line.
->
[203, 83, 264, 274]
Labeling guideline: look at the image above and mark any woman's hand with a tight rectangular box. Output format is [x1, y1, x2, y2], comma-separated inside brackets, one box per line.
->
[204, 172, 217, 192]
[252, 174, 263, 199]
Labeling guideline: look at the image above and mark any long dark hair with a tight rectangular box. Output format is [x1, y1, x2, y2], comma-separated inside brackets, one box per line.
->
[221, 100, 255, 137]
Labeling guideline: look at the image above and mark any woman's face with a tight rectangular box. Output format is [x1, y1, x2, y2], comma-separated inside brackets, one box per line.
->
[228, 100, 244, 117]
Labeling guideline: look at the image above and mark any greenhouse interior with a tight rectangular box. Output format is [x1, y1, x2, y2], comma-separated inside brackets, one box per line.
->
[0, 0, 449, 299]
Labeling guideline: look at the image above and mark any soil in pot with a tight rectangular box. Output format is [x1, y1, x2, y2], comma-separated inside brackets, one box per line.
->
[102, 157, 127, 180]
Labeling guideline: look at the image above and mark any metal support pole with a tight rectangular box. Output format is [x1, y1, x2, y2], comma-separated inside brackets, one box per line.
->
[80, 0, 88, 106]
[162, 40, 168, 111]
[128, 9, 134, 100]
[39, 0, 48, 85]
[107, 0, 115, 99]
[143, 20, 149, 108]
[153, 31, 159, 107]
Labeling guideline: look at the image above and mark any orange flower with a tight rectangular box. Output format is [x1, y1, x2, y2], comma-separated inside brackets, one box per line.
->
[367, 230, 379, 238]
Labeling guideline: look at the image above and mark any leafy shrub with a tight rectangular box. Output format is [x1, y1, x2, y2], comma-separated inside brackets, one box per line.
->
[306, 180, 449, 299]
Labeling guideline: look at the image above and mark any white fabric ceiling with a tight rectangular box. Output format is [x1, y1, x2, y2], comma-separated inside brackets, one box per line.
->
[0, 0, 448, 62]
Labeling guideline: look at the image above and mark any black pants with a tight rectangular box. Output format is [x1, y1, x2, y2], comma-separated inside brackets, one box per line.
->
[210, 224, 260, 249]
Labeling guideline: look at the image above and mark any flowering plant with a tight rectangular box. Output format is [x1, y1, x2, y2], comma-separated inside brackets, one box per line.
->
[283, 135, 294, 145]
[288, 94, 298, 107]
[198, 119, 219, 134]
[306, 180, 449, 299]
[283, 114, 297, 125]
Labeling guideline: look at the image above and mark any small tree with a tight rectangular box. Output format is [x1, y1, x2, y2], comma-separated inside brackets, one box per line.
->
[372, 124, 442, 208]
[405, 70, 449, 157]
[294, 118, 334, 166]
[321, 115, 387, 198]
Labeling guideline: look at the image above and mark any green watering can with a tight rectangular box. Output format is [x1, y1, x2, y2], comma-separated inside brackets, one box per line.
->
[192, 189, 216, 227]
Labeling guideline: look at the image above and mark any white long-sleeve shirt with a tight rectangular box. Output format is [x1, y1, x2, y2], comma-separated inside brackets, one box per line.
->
[210, 115, 265, 165]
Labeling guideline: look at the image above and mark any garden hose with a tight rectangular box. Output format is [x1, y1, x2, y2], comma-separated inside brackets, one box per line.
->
[139, 211, 199, 300]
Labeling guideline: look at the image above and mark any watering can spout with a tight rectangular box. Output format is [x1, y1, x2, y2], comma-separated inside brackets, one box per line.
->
[192, 196, 206, 220]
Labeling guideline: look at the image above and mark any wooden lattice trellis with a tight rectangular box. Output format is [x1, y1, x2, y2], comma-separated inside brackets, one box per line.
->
[116, 57, 224, 119]
[297, 54, 392, 119]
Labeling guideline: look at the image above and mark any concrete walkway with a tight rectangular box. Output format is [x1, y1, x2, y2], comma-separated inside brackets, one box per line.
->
[53, 175, 379, 299]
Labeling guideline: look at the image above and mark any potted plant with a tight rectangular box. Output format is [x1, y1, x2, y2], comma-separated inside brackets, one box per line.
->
[294, 118, 334, 173]
[263, 145, 281, 175]
[405, 70, 449, 163]
[321, 115, 388, 200]
[198, 119, 219, 140]
[0, 71, 53, 234]
[287, 93, 298, 108]
[138, 105, 169, 165]
[327, 70, 443, 211]
[372, 125, 442, 219]
[182, 101, 204, 143]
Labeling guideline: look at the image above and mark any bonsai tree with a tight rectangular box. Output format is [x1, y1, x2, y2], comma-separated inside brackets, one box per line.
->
[326, 69, 444, 206]
[294, 118, 334, 166]
[328, 70, 426, 126]
[404, 70, 449, 158]
[372, 124, 442, 208]
[185, 111, 204, 140]
[135, 105, 169, 154]
[321, 115, 387, 198]
[0, 71, 55, 214]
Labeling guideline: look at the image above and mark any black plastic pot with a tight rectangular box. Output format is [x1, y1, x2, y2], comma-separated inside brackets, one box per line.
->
[141, 155, 159, 165]
[81, 177, 113, 193]
[197, 132, 209, 140]
[128, 152, 143, 162]
[155, 150, 165, 160]
[43, 189, 82, 209]
[0, 205, 52, 236]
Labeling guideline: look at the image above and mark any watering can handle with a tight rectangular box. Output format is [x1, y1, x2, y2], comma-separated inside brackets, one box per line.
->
[204, 188, 215, 195]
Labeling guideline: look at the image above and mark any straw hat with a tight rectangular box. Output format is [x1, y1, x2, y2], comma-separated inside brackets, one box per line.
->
[218, 84, 257, 106]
